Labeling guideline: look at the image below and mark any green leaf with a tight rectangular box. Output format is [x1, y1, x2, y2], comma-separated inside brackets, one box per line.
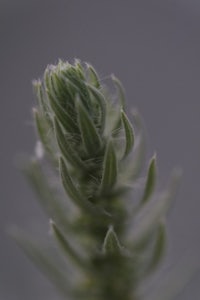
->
[100, 140, 118, 193]
[121, 109, 135, 158]
[11, 229, 71, 297]
[132, 169, 181, 246]
[86, 63, 101, 88]
[103, 226, 122, 255]
[111, 74, 126, 109]
[86, 84, 106, 134]
[74, 59, 85, 80]
[63, 68, 91, 112]
[126, 109, 146, 180]
[59, 157, 98, 215]
[54, 118, 85, 170]
[33, 108, 55, 159]
[48, 90, 78, 134]
[77, 98, 102, 155]
[32, 80, 48, 113]
[52, 71, 76, 116]
[51, 220, 87, 269]
[141, 155, 157, 204]
[44, 66, 52, 94]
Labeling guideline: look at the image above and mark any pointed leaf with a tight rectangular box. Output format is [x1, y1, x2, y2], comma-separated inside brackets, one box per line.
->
[132, 169, 181, 246]
[54, 118, 85, 170]
[48, 91, 78, 134]
[33, 108, 55, 159]
[121, 109, 135, 158]
[86, 84, 106, 134]
[59, 157, 99, 215]
[100, 140, 118, 193]
[51, 221, 87, 269]
[33, 80, 49, 113]
[51, 72, 76, 118]
[77, 98, 102, 155]
[55, 74, 74, 102]
[111, 74, 126, 109]
[74, 59, 85, 80]
[86, 63, 101, 88]
[125, 109, 146, 180]
[141, 155, 157, 204]
[63, 68, 91, 111]
[44, 66, 52, 94]
[103, 226, 121, 255]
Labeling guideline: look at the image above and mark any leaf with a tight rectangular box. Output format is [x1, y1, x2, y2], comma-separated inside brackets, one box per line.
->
[74, 59, 85, 80]
[52, 72, 76, 116]
[33, 108, 55, 159]
[32, 80, 49, 113]
[48, 90, 78, 134]
[100, 140, 118, 193]
[59, 157, 99, 215]
[51, 220, 87, 269]
[63, 67, 92, 112]
[86, 84, 106, 134]
[103, 226, 122, 255]
[141, 155, 157, 204]
[44, 66, 52, 94]
[111, 74, 126, 109]
[132, 169, 181, 246]
[86, 63, 101, 88]
[11, 229, 71, 297]
[54, 118, 85, 170]
[77, 98, 102, 155]
[125, 109, 146, 180]
[121, 109, 135, 158]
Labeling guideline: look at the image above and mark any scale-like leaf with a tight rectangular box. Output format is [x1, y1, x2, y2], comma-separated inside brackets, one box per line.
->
[124, 109, 146, 180]
[33, 80, 48, 113]
[121, 109, 135, 158]
[48, 91, 78, 134]
[100, 140, 118, 193]
[86, 63, 101, 88]
[74, 59, 85, 80]
[54, 118, 84, 170]
[60, 156, 84, 206]
[33, 108, 54, 158]
[86, 84, 106, 134]
[141, 155, 157, 204]
[77, 98, 102, 155]
[111, 75, 126, 109]
[63, 68, 92, 112]
[103, 226, 122, 255]
[59, 157, 99, 215]
[132, 170, 181, 246]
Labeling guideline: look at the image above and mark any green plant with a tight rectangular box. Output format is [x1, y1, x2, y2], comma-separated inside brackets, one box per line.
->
[13, 60, 192, 300]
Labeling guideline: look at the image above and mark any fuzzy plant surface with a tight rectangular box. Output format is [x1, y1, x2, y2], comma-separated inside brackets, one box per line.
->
[13, 59, 191, 300]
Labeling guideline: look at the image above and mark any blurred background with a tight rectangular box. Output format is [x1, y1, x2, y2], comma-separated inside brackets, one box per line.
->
[1, 0, 200, 299]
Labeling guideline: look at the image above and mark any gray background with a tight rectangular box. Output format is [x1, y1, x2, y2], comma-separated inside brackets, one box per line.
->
[1, 0, 200, 299]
